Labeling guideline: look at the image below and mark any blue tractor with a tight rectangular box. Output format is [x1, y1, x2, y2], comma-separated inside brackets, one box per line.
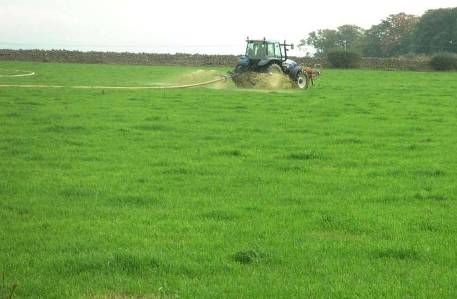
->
[230, 38, 310, 89]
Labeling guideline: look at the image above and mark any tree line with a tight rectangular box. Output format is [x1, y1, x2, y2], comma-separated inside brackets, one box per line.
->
[301, 7, 457, 58]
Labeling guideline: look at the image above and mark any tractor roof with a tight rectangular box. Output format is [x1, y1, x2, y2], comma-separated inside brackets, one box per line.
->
[247, 39, 280, 44]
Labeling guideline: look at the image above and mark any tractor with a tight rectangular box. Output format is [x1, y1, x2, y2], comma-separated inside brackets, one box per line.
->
[230, 38, 319, 89]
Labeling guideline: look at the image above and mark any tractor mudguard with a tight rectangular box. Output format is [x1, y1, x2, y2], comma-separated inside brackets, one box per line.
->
[258, 59, 270, 67]
[290, 65, 303, 79]
[238, 56, 250, 67]
[258, 59, 282, 67]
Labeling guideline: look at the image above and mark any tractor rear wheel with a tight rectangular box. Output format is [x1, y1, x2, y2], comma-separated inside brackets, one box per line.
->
[267, 63, 283, 74]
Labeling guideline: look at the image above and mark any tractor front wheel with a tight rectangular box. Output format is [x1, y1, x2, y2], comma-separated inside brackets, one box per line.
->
[295, 73, 308, 89]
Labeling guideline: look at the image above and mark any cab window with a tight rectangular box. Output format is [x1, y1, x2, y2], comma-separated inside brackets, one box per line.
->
[246, 42, 268, 58]
[265, 43, 282, 58]
[267, 43, 275, 57]
[274, 43, 282, 58]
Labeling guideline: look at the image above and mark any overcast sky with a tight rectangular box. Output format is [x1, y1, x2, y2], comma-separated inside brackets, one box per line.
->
[0, 0, 455, 56]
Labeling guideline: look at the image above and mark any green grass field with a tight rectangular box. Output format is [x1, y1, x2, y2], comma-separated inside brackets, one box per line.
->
[1, 61, 457, 298]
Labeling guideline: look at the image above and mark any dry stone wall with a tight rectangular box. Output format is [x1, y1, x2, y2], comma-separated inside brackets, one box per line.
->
[0, 49, 432, 71]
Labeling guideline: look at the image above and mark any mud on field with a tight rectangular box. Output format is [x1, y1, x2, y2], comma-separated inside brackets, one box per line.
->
[175, 69, 295, 90]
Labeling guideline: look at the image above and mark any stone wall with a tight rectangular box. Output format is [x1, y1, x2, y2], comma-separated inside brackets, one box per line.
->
[0, 49, 432, 71]
[0, 49, 238, 66]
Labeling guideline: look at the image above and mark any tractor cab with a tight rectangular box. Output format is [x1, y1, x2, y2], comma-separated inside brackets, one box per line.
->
[238, 38, 295, 70]
[245, 40, 283, 60]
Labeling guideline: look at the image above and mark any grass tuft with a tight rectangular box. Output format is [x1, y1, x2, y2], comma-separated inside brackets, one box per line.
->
[233, 250, 260, 264]
[415, 169, 445, 177]
[0, 272, 18, 299]
[201, 210, 238, 221]
[132, 124, 171, 131]
[108, 253, 160, 274]
[287, 151, 322, 160]
[43, 125, 86, 133]
[414, 192, 447, 201]
[217, 149, 242, 157]
[373, 248, 421, 260]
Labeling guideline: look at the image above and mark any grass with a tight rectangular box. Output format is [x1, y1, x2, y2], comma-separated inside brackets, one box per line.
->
[1, 61, 457, 298]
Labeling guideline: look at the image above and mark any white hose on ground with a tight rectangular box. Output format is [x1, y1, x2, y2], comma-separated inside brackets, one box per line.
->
[0, 71, 228, 89]
[0, 70, 35, 77]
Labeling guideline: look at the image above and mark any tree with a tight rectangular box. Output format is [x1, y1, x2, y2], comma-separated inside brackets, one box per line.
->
[363, 13, 419, 57]
[362, 26, 384, 57]
[336, 25, 364, 52]
[300, 29, 338, 57]
[301, 8, 457, 58]
[413, 8, 457, 54]
[301, 25, 364, 57]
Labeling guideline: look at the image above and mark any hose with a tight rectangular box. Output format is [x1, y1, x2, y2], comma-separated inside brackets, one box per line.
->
[0, 70, 35, 77]
[0, 74, 228, 89]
